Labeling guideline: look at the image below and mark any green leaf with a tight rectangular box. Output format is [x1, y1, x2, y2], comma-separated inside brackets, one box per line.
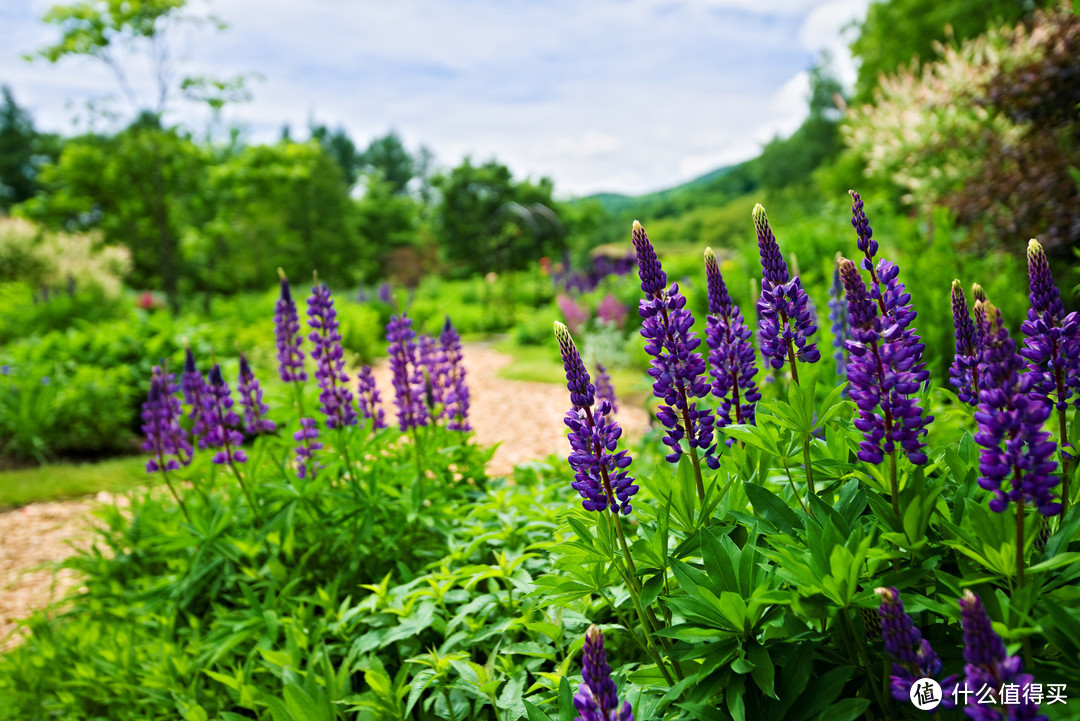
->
[747, 644, 776, 698]
[523, 699, 554, 721]
[640, 573, 665, 608]
[743, 482, 802, 536]
[558, 676, 574, 721]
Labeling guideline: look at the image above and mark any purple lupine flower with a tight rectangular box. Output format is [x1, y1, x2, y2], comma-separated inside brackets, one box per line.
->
[633, 221, 719, 470]
[1022, 239, 1080, 412]
[356, 365, 387, 430]
[839, 258, 931, 464]
[752, 205, 820, 375]
[828, 255, 850, 388]
[237, 353, 276, 435]
[973, 301, 1060, 516]
[377, 282, 393, 304]
[849, 191, 928, 388]
[142, 366, 192, 472]
[594, 363, 618, 415]
[293, 418, 322, 479]
[875, 587, 957, 708]
[417, 333, 440, 412]
[181, 347, 209, 439]
[275, 270, 307, 383]
[959, 590, 1047, 721]
[387, 313, 430, 431]
[307, 282, 358, 430]
[556, 322, 637, 514]
[439, 317, 471, 431]
[704, 247, 760, 429]
[574, 626, 634, 721]
[200, 364, 247, 465]
[950, 280, 980, 406]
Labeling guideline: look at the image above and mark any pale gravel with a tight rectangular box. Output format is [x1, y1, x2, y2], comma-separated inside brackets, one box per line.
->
[0, 343, 647, 649]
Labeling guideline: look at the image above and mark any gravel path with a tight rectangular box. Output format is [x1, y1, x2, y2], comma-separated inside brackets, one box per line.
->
[0, 344, 647, 648]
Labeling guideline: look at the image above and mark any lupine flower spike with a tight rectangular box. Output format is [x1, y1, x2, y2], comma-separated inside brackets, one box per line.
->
[703, 247, 760, 431]
[293, 418, 322, 479]
[417, 334, 440, 412]
[960, 590, 1047, 721]
[141, 365, 192, 520]
[594, 363, 618, 415]
[181, 345, 209, 442]
[237, 353, 276, 436]
[632, 221, 718, 500]
[307, 280, 358, 430]
[848, 190, 928, 389]
[439, 317, 471, 431]
[875, 587, 956, 708]
[356, 366, 387, 430]
[949, 280, 980, 406]
[387, 313, 430, 432]
[1023, 238, 1079, 513]
[555, 322, 637, 515]
[839, 258, 931, 515]
[574, 626, 634, 721]
[974, 301, 1060, 589]
[828, 254, 850, 393]
[275, 269, 307, 383]
[200, 364, 247, 465]
[752, 205, 820, 383]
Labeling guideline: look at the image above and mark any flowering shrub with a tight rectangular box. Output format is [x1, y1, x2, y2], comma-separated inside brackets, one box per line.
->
[2, 194, 1078, 721]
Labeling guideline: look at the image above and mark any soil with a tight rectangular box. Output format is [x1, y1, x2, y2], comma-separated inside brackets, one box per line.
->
[0, 344, 647, 649]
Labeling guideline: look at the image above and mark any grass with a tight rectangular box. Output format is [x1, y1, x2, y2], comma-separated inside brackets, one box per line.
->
[0, 456, 149, 508]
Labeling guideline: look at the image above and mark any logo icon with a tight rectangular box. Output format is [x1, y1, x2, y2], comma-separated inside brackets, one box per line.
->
[911, 678, 943, 711]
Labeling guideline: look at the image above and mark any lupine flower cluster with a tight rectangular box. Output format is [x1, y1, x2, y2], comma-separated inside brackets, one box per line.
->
[182, 347, 209, 440]
[950, 280, 981, 406]
[274, 272, 307, 383]
[574, 626, 634, 721]
[703, 247, 760, 428]
[308, 283, 359, 430]
[960, 590, 1047, 721]
[200, 364, 247, 465]
[875, 587, 956, 707]
[293, 418, 322, 479]
[387, 313, 430, 432]
[1022, 239, 1080, 412]
[356, 365, 387, 430]
[752, 204, 820, 373]
[848, 191, 929, 389]
[632, 221, 718, 469]
[972, 301, 1060, 516]
[556, 322, 637, 514]
[594, 363, 617, 415]
[238, 353, 276, 436]
[839, 259, 931, 465]
[438, 318, 471, 431]
[141, 366, 192, 473]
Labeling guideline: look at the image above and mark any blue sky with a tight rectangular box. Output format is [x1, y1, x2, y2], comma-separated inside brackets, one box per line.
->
[2, 0, 870, 196]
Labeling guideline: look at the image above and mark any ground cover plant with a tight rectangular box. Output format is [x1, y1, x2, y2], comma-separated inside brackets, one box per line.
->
[1, 191, 1078, 721]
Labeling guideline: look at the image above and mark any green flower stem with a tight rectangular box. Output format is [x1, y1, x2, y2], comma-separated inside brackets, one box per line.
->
[223, 442, 259, 522]
[802, 433, 816, 499]
[1058, 405, 1070, 517]
[157, 465, 190, 522]
[840, 608, 893, 721]
[1016, 498, 1026, 590]
[678, 401, 706, 503]
[781, 455, 813, 517]
[889, 450, 899, 519]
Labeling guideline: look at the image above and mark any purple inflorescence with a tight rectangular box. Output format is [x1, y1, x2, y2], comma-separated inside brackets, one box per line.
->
[293, 418, 322, 479]
[142, 366, 192, 473]
[839, 259, 931, 465]
[950, 280, 981, 406]
[200, 364, 247, 465]
[439, 317, 471, 431]
[633, 221, 719, 470]
[274, 272, 307, 383]
[237, 353, 276, 435]
[973, 301, 1060, 516]
[875, 587, 956, 708]
[356, 365, 387, 430]
[307, 282, 358, 430]
[594, 363, 618, 415]
[959, 590, 1047, 721]
[386, 313, 430, 432]
[574, 626, 634, 721]
[556, 322, 637, 515]
[181, 346, 209, 440]
[1022, 239, 1080, 413]
[849, 191, 929, 389]
[829, 256, 850, 388]
[704, 247, 760, 429]
[752, 205, 820, 372]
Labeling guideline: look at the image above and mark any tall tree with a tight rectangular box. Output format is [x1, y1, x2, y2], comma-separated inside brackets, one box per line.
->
[360, 132, 414, 195]
[0, 87, 45, 210]
[311, 124, 362, 187]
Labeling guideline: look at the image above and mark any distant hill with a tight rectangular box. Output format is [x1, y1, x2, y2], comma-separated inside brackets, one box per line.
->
[583, 163, 744, 216]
